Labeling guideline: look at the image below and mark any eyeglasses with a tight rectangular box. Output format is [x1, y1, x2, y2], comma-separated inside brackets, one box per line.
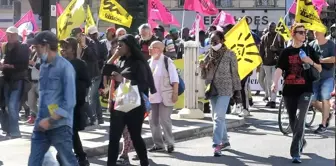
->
[148, 46, 159, 49]
[295, 31, 306, 35]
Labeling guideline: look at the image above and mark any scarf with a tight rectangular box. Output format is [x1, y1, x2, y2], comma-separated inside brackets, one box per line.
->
[204, 46, 227, 70]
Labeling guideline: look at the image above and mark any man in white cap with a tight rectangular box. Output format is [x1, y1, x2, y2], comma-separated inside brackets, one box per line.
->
[87, 25, 108, 125]
[0, 26, 30, 139]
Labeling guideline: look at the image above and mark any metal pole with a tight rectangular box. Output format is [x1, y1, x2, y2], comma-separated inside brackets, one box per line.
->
[41, 0, 57, 34]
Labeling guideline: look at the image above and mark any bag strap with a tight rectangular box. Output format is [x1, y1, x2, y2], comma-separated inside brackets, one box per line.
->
[164, 56, 170, 78]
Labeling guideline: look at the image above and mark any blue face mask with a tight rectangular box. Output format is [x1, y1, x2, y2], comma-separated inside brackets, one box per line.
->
[41, 53, 48, 62]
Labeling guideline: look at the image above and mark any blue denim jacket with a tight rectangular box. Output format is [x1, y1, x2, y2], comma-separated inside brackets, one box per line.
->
[34, 55, 76, 130]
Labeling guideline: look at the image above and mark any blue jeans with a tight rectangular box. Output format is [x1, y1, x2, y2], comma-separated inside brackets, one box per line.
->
[3, 80, 23, 137]
[88, 76, 102, 121]
[210, 95, 230, 147]
[28, 126, 79, 166]
[312, 77, 335, 101]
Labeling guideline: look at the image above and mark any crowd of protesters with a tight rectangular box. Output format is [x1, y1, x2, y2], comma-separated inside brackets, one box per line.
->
[0, 21, 334, 166]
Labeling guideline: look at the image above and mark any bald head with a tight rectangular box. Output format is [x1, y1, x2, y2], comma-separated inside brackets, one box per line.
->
[151, 41, 165, 52]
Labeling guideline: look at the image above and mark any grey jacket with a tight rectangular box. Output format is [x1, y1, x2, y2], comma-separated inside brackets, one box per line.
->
[201, 50, 241, 97]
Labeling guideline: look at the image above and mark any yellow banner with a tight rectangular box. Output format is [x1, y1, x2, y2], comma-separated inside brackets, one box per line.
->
[276, 17, 291, 41]
[85, 5, 96, 34]
[224, 17, 262, 79]
[99, 0, 133, 28]
[57, 0, 85, 40]
[295, 0, 326, 33]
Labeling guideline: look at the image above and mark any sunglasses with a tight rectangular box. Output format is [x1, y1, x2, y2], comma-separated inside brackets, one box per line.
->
[295, 31, 306, 35]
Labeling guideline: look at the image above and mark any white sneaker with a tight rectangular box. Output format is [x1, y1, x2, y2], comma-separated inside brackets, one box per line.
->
[238, 109, 250, 117]
[232, 104, 242, 115]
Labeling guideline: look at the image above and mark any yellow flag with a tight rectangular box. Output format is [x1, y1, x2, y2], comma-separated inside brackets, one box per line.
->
[99, 0, 133, 28]
[224, 17, 262, 79]
[276, 17, 291, 41]
[85, 5, 96, 34]
[57, 0, 86, 40]
[295, 0, 326, 33]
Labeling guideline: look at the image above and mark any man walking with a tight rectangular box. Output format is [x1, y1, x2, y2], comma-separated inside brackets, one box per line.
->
[1, 26, 30, 139]
[27, 31, 78, 166]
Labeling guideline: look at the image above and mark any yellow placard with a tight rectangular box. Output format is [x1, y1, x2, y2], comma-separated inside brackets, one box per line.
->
[224, 17, 262, 79]
[295, 0, 327, 33]
[57, 0, 85, 40]
[85, 5, 96, 34]
[99, 0, 133, 28]
[276, 17, 291, 42]
[48, 104, 59, 117]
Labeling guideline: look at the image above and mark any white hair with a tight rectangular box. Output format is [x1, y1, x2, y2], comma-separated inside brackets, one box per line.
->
[116, 28, 127, 35]
[138, 23, 151, 33]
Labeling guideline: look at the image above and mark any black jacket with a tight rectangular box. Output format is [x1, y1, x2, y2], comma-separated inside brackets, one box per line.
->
[80, 37, 100, 80]
[94, 39, 108, 70]
[2, 42, 30, 81]
[70, 59, 91, 103]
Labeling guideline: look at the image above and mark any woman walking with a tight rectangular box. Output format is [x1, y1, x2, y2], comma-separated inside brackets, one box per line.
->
[272, 23, 321, 163]
[199, 31, 241, 156]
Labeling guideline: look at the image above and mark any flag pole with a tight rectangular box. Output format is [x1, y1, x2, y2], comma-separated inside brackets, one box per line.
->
[181, 9, 185, 38]
[271, 9, 291, 46]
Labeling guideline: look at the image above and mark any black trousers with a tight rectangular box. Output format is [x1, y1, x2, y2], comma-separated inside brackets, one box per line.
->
[283, 92, 312, 157]
[107, 103, 148, 166]
[240, 76, 249, 110]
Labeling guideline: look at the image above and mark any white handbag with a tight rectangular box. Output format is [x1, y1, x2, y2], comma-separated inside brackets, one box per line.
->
[114, 79, 141, 112]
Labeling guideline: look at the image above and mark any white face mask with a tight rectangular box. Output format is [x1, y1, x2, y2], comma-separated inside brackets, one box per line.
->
[211, 43, 222, 51]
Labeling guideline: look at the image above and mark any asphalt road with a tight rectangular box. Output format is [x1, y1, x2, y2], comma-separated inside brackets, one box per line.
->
[89, 98, 335, 166]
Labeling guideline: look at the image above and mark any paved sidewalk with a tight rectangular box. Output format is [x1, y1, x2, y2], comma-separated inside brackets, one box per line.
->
[0, 113, 245, 166]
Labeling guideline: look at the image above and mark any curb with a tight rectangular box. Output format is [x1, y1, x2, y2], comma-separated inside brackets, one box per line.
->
[85, 117, 245, 157]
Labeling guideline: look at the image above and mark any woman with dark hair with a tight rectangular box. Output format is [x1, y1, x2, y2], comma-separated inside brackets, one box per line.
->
[199, 31, 241, 156]
[106, 34, 156, 166]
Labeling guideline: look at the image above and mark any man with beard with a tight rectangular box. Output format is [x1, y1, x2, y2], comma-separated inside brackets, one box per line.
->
[138, 24, 159, 60]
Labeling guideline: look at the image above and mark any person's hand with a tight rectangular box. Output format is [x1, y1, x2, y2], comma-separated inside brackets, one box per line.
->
[256, 66, 261, 73]
[172, 92, 178, 103]
[111, 71, 123, 82]
[39, 118, 51, 131]
[271, 82, 278, 93]
[301, 56, 313, 65]
[29, 60, 35, 66]
[3, 64, 14, 69]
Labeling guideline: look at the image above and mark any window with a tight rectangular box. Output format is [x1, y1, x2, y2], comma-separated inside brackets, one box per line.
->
[0, 0, 13, 7]
[218, 0, 233, 7]
[179, 0, 184, 7]
[256, 0, 275, 6]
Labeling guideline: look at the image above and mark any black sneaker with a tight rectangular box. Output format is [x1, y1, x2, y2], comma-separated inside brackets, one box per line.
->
[269, 101, 276, 108]
[98, 119, 104, 125]
[167, 145, 174, 153]
[314, 124, 327, 134]
[221, 142, 231, 151]
[148, 146, 165, 152]
[326, 113, 333, 128]
[292, 157, 302, 163]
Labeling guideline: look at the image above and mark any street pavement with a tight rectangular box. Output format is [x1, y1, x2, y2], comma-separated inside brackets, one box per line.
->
[89, 95, 335, 166]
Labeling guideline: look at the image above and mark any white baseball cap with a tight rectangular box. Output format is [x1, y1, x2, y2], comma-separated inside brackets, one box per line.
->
[87, 25, 98, 35]
[6, 26, 18, 34]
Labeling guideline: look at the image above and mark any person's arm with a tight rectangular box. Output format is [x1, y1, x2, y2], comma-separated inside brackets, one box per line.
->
[320, 42, 335, 64]
[167, 59, 179, 98]
[259, 36, 266, 59]
[82, 39, 98, 61]
[51, 64, 76, 120]
[305, 46, 322, 72]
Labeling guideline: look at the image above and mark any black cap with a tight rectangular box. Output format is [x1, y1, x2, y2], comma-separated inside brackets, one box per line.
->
[154, 25, 164, 32]
[70, 27, 83, 37]
[27, 31, 58, 46]
[59, 37, 78, 50]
